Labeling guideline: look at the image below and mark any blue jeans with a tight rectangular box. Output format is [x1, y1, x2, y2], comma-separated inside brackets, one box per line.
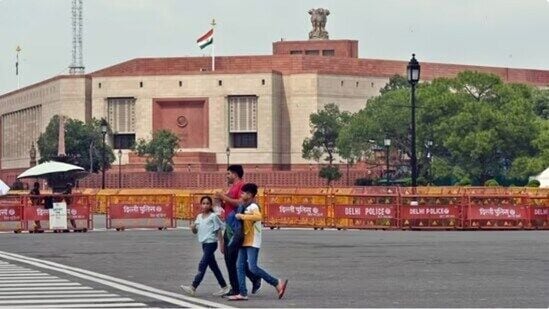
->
[237, 247, 279, 296]
[192, 242, 227, 289]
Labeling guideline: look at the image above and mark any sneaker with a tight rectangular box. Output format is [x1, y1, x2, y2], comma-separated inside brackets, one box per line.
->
[227, 294, 248, 301]
[251, 278, 262, 294]
[212, 286, 231, 296]
[180, 285, 196, 296]
[277, 279, 288, 299]
[222, 290, 236, 298]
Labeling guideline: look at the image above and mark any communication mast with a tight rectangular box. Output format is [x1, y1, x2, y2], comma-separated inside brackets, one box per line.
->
[69, 0, 84, 74]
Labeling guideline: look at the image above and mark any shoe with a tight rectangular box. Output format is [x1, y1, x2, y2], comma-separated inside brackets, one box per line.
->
[277, 279, 288, 299]
[180, 285, 196, 296]
[227, 294, 248, 301]
[222, 290, 236, 298]
[252, 278, 262, 294]
[212, 286, 231, 296]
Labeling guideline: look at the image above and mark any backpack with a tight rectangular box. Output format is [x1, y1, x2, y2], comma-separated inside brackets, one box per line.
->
[227, 204, 248, 249]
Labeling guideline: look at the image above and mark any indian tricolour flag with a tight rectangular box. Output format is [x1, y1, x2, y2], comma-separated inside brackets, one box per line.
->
[197, 29, 213, 49]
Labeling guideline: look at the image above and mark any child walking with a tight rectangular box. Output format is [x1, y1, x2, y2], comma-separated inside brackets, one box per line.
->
[181, 196, 230, 296]
[228, 183, 288, 301]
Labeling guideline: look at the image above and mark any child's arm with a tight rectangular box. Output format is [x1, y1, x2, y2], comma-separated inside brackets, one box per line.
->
[236, 204, 262, 221]
[217, 229, 224, 254]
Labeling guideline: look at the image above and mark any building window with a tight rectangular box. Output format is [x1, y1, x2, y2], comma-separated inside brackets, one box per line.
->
[231, 132, 257, 148]
[228, 95, 258, 148]
[322, 49, 335, 56]
[261, 79, 265, 85]
[107, 97, 136, 137]
[98, 83, 102, 88]
[218, 80, 223, 86]
[179, 81, 182, 87]
[290, 50, 302, 55]
[139, 81, 143, 88]
[305, 50, 320, 55]
[113, 133, 135, 149]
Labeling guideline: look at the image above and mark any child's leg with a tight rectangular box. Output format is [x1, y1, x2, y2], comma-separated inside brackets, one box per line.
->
[191, 243, 216, 288]
[235, 248, 249, 296]
[207, 243, 227, 288]
[246, 247, 279, 287]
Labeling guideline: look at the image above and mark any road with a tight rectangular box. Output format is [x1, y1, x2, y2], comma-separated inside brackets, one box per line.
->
[0, 225, 547, 308]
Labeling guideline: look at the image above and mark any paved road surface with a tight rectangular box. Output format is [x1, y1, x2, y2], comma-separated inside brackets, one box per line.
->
[1, 227, 547, 308]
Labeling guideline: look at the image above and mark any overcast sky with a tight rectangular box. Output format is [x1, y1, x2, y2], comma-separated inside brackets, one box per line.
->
[1, 0, 548, 94]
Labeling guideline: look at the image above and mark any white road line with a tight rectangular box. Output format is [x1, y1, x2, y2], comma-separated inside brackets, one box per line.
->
[0, 251, 229, 309]
[0, 283, 81, 287]
[0, 293, 120, 299]
[0, 290, 108, 295]
[0, 277, 58, 280]
[0, 287, 92, 291]
[0, 273, 52, 277]
[0, 303, 148, 308]
[0, 279, 68, 283]
[0, 297, 134, 304]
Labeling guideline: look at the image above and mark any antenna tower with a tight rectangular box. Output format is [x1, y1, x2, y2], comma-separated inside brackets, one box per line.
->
[69, 0, 84, 74]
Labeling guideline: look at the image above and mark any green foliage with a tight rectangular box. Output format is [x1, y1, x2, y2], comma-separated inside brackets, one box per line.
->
[379, 74, 409, 95]
[339, 71, 548, 186]
[526, 179, 541, 187]
[302, 103, 351, 165]
[318, 165, 342, 186]
[37, 115, 115, 172]
[456, 177, 472, 186]
[484, 179, 500, 187]
[135, 130, 180, 172]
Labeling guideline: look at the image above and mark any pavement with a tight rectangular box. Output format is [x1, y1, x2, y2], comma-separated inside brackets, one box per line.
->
[0, 222, 548, 308]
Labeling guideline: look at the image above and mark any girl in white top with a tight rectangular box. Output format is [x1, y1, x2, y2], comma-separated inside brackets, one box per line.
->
[180, 196, 230, 297]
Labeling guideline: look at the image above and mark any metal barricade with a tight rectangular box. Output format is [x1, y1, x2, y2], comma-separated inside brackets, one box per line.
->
[263, 188, 331, 229]
[0, 196, 24, 232]
[464, 188, 530, 229]
[22, 194, 93, 232]
[399, 187, 464, 230]
[106, 194, 175, 230]
[332, 187, 399, 230]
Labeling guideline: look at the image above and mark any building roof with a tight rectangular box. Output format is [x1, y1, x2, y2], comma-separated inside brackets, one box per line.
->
[89, 54, 549, 86]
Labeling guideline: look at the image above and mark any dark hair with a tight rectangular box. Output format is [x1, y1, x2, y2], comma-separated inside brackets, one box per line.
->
[200, 196, 214, 212]
[227, 165, 244, 178]
[33, 182, 40, 188]
[241, 183, 258, 197]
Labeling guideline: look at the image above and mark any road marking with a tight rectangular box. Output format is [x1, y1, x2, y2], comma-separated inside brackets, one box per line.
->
[0, 287, 93, 291]
[0, 290, 107, 295]
[0, 297, 135, 304]
[0, 283, 81, 287]
[0, 279, 68, 283]
[0, 304, 148, 308]
[0, 251, 232, 308]
[0, 293, 119, 299]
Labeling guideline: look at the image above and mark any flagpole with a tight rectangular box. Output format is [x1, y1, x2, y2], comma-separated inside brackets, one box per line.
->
[16, 45, 21, 89]
[211, 19, 216, 71]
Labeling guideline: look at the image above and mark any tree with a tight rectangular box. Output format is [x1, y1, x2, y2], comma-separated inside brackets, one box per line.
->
[339, 71, 548, 185]
[135, 130, 180, 172]
[37, 115, 115, 172]
[302, 103, 351, 185]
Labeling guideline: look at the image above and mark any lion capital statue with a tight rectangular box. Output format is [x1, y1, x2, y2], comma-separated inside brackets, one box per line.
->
[308, 8, 330, 40]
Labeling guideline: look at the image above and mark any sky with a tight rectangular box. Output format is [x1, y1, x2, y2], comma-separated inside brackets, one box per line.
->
[1, 0, 548, 94]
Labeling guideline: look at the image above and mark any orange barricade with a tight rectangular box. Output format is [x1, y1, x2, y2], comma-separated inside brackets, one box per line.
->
[399, 187, 464, 230]
[263, 188, 331, 229]
[509, 188, 549, 229]
[332, 187, 399, 230]
[0, 196, 24, 232]
[22, 195, 93, 232]
[464, 188, 530, 229]
[107, 194, 175, 230]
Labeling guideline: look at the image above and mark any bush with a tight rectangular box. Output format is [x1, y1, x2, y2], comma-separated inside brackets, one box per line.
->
[456, 177, 472, 186]
[526, 179, 541, 187]
[484, 179, 500, 186]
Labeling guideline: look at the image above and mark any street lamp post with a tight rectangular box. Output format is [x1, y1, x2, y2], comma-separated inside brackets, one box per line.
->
[427, 140, 433, 184]
[100, 119, 108, 189]
[384, 138, 391, 186]
[118, 149, 122, 189]
[407, 54, 421, 188]
[225, 147, 230, 168]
